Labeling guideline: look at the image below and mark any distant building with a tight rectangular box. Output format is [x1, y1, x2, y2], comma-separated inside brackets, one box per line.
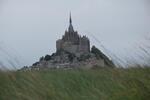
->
[56, 14, 90, 55]
[22, 13, 115, 71]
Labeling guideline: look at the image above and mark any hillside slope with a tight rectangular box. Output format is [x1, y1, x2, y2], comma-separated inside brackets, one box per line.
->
[0, 68, 150, 100]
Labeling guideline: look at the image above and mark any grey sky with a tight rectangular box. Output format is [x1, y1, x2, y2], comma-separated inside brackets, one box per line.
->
[0, 0, 150, 68]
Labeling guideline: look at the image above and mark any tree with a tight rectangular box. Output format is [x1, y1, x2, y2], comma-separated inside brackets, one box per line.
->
[39, 56, 44, 61]
[68, 53, 75, 62]
[32, 62, 39, 66]
[77, 54, 91, 61]
[91, 46, 115, 67]
[91, 46, 103, 59]
[44, 55, 51, 61]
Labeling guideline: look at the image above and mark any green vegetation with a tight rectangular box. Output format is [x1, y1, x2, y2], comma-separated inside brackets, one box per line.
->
[91, 46, 115, 66]
[77, 54, 91, 61]
[44, 55, 52, 61]
[0, 67, 150, 100]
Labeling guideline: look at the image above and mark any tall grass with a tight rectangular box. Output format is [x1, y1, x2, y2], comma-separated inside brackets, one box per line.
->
[0, 67, 150, 100]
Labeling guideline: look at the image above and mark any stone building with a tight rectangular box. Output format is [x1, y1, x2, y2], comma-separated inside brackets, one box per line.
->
[23, 14, 115, 71]
[56, 14, 90, 55]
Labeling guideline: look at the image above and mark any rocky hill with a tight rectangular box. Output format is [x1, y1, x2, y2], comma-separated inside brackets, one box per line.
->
[22, 14, 115, 70]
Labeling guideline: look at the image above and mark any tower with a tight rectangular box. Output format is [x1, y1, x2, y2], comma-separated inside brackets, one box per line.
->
[56, 13, 90, 54]
[62, 13, 79, 44]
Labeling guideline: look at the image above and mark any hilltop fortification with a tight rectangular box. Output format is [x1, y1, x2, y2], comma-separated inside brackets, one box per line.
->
[22, 14, 115, 70]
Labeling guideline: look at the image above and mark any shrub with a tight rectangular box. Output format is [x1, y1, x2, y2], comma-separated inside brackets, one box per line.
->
[44, 55, 51, 61]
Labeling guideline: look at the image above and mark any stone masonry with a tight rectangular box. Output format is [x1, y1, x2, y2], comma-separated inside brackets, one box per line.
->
[22, 13, 115, 70]
[56, 14, 90, 55]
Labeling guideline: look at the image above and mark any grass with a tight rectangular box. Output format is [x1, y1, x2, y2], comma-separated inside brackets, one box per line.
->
[0, 67, 150, 100]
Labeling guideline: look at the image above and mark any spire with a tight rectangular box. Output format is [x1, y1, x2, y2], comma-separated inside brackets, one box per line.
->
[70, 12, 72, 24]
[68, 12, 74, 32]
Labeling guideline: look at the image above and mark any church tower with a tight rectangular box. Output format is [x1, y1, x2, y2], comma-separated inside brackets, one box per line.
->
[62, 13, 79, 44]
[56, 13, 90, 54]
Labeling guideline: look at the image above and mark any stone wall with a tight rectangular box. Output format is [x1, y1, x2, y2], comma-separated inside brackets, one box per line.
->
[56, 31, 90, 55]
[62, 42, 79, 54]
[79, 36, 90, 53]
[56, 39, 63, 51]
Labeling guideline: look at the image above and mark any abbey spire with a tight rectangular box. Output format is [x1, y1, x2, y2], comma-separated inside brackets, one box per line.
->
[27, 13, 115, 70]
[70, 13, 72, 24]
[68, 13, 74, 32]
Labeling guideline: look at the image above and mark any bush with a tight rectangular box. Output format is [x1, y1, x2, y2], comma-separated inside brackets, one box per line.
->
[68, 53, 76, 62]
[91, 46, 115, 67]
[39, 56, 44, 61]
[77, 54, 91, 61]
[44, 55, 51, 61]
[91, 46, 103, 59]
[32, 62, 39, 66]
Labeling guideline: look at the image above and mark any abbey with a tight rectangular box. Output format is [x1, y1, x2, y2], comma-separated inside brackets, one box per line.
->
[21, 14, 115, 70]
[56, 14, 90, 55]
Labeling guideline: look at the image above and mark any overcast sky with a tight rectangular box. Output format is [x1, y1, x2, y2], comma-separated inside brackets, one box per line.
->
[0, 0, 150, 68]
